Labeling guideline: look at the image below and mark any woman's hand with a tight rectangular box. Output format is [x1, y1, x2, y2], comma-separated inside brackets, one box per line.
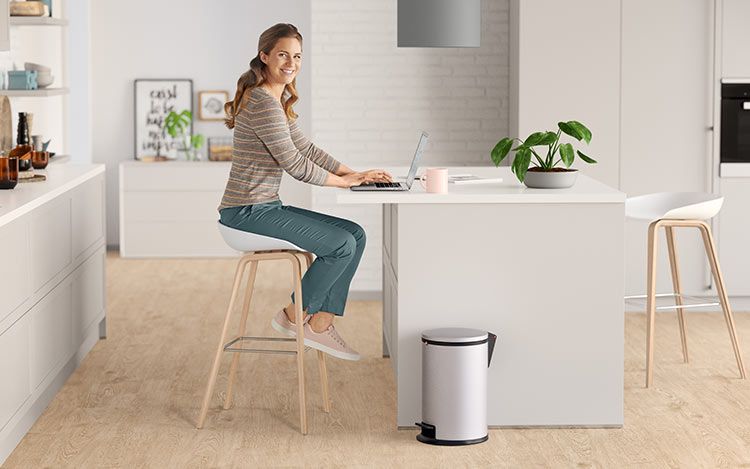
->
[326, 169, 394, 188]
[358, 169, 393, 184]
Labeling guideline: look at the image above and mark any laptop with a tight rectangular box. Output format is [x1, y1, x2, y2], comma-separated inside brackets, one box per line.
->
[350, 131, 429, 191]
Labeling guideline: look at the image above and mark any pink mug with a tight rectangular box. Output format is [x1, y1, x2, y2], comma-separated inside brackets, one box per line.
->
[419, 167, 448, 194]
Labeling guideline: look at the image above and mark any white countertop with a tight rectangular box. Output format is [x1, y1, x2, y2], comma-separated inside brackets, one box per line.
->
[335, 166, 625, 204]
[0, 163, 105, 227]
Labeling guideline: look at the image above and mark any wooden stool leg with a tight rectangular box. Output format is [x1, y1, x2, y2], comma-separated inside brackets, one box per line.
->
[300, 252, 331, 413]
[698, 222, 747, 379]
[665, 226, 689, 363]
[224, 260, 258, 410]
[197, 257, 250, 428]
[646, 221, 660, 388]
[291, 254, 308, 434]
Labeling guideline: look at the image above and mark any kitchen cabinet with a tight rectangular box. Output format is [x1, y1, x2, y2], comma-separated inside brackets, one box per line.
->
[717, 178, 750, 295]
[0, 164, 106, 465]
[722, 0, 750, 78]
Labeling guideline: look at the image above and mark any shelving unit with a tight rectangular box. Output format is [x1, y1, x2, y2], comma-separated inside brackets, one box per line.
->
[9, 17, 68, 26]
[0, 87, 68, 97]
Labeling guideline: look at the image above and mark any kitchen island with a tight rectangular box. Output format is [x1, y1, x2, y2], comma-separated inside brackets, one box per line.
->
[337, 166, 625, 427]
[0, 164, 106, 464]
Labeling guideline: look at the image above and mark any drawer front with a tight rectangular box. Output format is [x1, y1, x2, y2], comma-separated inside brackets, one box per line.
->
[122, 221, 237, 257]
[30, 282, 73, 390]
[121, 162, 231, 192]
[72, 249, 105, 345]
[122, 192, 224, 222]
[72, 176, 105, 260]
[30, 196, 72, 293]
[0, 218, 30, 323]
[0, 315, 30, 432]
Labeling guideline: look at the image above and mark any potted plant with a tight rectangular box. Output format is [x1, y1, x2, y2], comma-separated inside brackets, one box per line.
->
[164, 109, 205, 161]
[490, 120, 597, 188]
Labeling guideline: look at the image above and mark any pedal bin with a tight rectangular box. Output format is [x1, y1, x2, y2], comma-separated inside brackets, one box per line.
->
[416, 328, 497, 446]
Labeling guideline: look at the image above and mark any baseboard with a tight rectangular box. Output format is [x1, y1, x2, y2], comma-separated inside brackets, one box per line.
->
[0, 315, 104, 466]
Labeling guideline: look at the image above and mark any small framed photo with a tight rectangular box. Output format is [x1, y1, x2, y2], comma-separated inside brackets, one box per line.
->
[198, 91, 229, 121]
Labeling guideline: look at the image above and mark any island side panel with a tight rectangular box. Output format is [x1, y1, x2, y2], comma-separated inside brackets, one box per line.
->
[395, 202, 624, 427]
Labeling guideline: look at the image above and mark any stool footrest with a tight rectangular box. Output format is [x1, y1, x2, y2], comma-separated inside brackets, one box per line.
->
[223, 336, 311, 355]
[624, 293, 721, 311]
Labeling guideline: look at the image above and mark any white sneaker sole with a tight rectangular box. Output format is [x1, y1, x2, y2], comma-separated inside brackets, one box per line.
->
[302, 336, 361, 361]
[271, 317, 295, 337]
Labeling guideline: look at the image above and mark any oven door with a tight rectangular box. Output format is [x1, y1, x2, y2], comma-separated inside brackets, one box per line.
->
[721, 97, 750, 163]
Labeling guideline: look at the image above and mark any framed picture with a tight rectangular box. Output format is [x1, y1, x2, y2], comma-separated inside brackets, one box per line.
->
[134, 79, 193, 160]
[198, 90, 229, 121]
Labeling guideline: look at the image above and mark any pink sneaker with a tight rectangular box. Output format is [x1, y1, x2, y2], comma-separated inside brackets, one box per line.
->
[271, 309, 307, 337]
[303, 323, 361, 361]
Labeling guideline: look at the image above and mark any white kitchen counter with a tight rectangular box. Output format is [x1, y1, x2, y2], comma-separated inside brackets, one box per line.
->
[337, 167, 624, 204]
[0, 163, 106, 464]
[0, 164, 105, 227]
[333, 166, 626, 428]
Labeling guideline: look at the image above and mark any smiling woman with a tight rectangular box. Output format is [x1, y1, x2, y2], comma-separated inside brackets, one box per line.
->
[216, 23, 393, 363]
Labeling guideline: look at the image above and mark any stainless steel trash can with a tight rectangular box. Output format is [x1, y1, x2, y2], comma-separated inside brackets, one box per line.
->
[416, 328, 497, 445]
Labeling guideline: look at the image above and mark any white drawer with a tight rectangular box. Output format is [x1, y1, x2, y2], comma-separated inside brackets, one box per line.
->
[121, 162, 231, 192]
[0, 218, 30, 323]
[72, 249, 105, 345]
[30, 196, 72, 293]
[0, 315, 30, 432]
[72, 176, 105, 261]
[29, 282, 72, 391]
[121, 221, 237, 258]
[122, 192, 224, 222]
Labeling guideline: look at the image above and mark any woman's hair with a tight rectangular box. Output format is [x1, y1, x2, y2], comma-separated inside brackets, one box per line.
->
[224, 23, 303, 129]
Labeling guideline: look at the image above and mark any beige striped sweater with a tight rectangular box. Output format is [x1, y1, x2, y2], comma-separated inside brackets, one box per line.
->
[218, 86, 340, 211]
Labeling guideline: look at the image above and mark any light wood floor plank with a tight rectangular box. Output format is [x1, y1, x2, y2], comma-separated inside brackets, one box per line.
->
[5, 252, 750, 467]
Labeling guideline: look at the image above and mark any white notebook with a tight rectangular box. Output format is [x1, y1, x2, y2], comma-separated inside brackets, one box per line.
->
[448, 174, 504, 185]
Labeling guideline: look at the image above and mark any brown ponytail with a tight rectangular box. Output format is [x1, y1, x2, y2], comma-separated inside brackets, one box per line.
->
[225, 23, 303, 129]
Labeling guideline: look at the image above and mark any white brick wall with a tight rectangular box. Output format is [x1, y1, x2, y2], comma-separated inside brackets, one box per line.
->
[308, 1, 510, 294]
[310, 0, 510, 167]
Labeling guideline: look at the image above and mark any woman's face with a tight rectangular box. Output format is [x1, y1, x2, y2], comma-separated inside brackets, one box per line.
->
[260, 37, 302, 87]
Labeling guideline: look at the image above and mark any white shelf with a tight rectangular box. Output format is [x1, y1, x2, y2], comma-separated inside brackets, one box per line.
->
[9, 17, 68, 26]
[0, 88, 69, 97]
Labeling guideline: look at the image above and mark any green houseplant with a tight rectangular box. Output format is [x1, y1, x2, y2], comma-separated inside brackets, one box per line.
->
[164, 109, 205, 161]
[490, 120, 597, 188]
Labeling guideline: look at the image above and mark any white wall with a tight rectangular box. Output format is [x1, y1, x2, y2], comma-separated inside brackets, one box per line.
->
[91, 0, 311, 247]
[510, 0, 621, 189]
[68, 0, 91, 164]
[310, 0, 509, 168]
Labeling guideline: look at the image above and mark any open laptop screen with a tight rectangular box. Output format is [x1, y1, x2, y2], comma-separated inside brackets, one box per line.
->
[405, 131, 429, 189]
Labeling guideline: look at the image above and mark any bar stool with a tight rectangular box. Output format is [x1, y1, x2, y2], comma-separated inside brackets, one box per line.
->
[196, 221, 330, 434]
[625, 192, 747, 387]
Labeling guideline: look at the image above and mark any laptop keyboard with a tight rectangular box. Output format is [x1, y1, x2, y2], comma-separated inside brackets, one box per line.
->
[372, 182, 401, 188]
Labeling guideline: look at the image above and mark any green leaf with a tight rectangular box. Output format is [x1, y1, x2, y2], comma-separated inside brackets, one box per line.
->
[559, 143, 574, 167]
[524, 132, 548, 147]
[512, 147, 532, 182]
[566, 121, 592, 144]
[192, 134, 205, 149]
[558, 121, 583, 141]
[490, 138, 513, 166]
[539, 131, 558, 146]
[577, 150, 597, 164]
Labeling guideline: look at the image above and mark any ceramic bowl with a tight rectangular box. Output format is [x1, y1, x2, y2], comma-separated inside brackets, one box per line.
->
[36, 73, 53, 88]
[24, 62, 51, 73]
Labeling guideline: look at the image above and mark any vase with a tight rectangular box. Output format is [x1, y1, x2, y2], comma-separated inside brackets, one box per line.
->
[523, 168, 578, 189]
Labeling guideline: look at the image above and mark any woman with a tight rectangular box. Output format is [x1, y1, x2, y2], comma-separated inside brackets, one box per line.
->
[218, 23, 391, 361]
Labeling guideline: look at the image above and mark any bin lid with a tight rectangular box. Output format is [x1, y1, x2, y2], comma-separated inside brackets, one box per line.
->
[421, 327, 488, 343]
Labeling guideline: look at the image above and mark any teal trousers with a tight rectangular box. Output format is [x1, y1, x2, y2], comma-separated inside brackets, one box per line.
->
[219, 201, 366, 316]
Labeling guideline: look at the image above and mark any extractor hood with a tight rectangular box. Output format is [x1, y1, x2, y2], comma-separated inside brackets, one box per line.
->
[397, 0, 481, 48]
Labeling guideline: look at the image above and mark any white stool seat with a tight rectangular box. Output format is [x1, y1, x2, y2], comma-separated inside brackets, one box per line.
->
[218, 221, 303, 252]
[625, 192, 724, 221]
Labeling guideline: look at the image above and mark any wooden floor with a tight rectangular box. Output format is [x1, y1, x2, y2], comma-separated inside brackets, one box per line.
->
[5, 253, 750, 468]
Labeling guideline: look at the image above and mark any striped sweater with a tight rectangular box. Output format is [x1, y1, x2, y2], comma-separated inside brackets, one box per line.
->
[218, 86, 341, 211]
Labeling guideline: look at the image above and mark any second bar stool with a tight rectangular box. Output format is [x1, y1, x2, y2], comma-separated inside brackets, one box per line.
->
[625, 192, 747, 387]
[196, 221, 330, 434]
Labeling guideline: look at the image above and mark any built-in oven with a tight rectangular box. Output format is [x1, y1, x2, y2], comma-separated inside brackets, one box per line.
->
[721, 81, 750, 163]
